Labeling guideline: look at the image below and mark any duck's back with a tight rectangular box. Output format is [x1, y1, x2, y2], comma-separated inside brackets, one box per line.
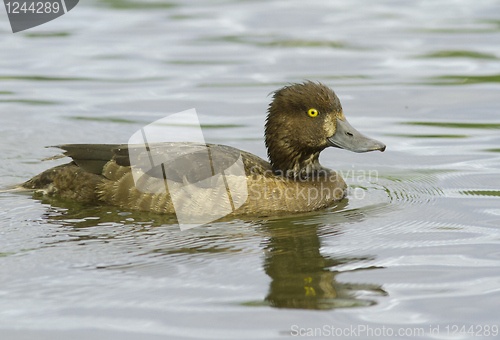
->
[23, 143, 346, 216]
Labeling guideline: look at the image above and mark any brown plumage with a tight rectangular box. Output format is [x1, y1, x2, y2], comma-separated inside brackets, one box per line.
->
[265, 81, 345, 178]
[22, 81, 385, 217]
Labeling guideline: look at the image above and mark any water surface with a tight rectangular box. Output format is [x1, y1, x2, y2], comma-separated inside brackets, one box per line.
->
[1, 0, 500, 339]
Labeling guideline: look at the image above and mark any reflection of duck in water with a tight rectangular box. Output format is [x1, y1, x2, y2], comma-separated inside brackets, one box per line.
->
[261, 210, 387, 309]
[22, 82, 385, 216]
[31, 185, 387, 310]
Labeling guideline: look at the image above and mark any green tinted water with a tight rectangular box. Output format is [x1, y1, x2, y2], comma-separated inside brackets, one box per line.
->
[1, 0, 500, 339]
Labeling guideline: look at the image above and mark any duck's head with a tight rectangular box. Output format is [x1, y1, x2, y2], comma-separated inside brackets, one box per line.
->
[265, 81, 385, 177]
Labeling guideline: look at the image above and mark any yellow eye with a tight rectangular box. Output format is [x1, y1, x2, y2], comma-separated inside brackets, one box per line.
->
[308, 108, 318, 117]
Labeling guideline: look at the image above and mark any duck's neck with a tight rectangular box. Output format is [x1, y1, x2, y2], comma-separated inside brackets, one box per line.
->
[266, 137, 327, 178]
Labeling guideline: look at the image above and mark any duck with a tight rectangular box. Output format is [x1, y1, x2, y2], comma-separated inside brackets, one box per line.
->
[22, 81, 385, 219]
